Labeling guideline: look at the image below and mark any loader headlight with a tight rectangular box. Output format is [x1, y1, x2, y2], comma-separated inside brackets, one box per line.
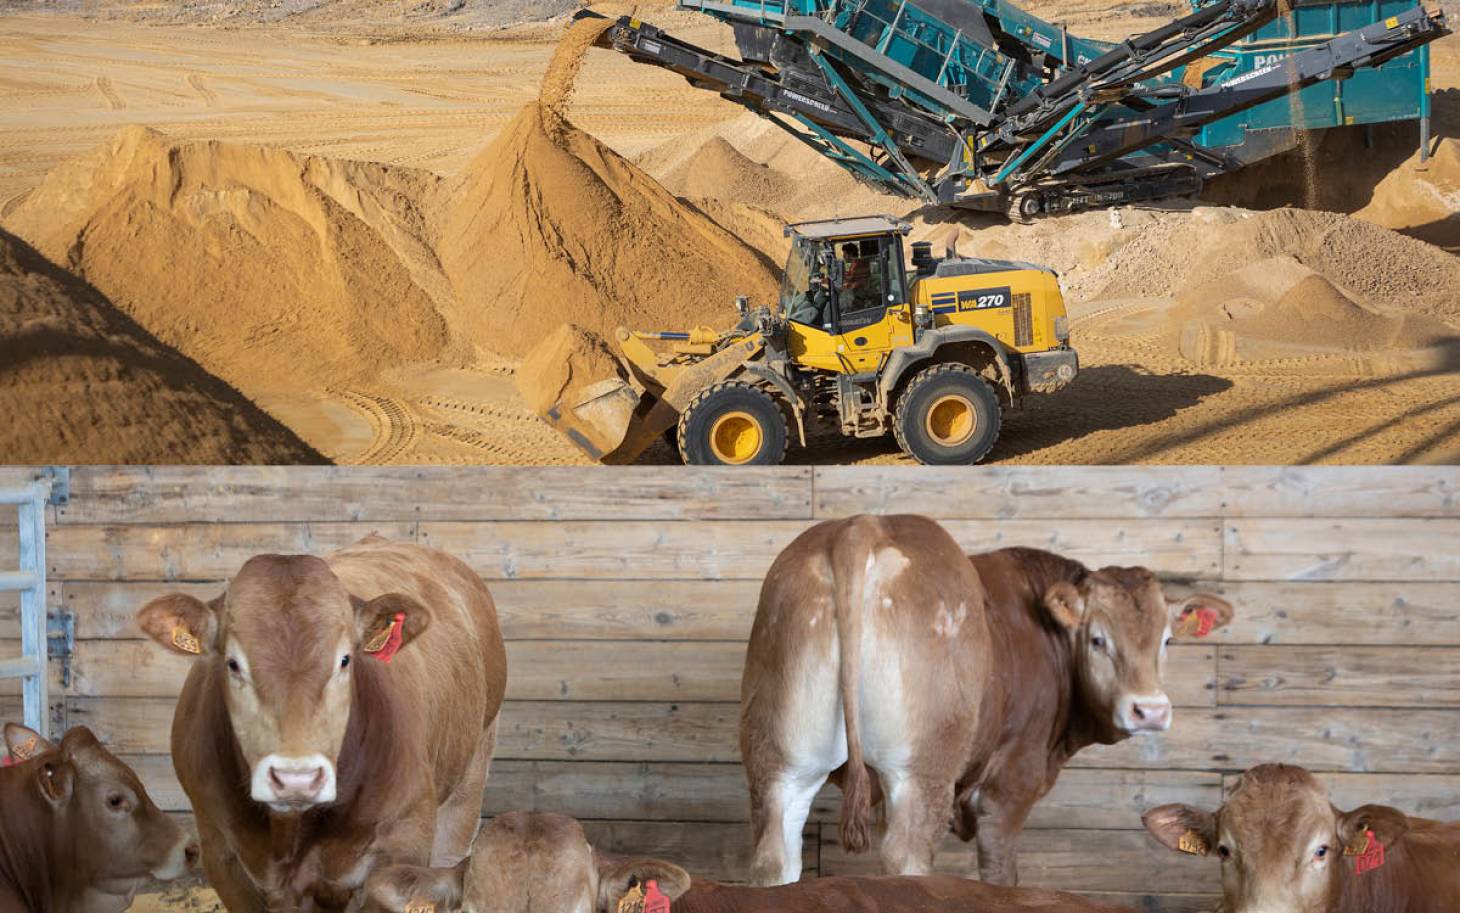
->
[1054, 316, 1069, 342]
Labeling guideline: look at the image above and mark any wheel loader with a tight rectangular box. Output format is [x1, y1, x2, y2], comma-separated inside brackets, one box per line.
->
[519, 215, 1078, 465]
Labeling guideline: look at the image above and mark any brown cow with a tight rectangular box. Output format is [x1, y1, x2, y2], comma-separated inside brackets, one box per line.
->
[364, 811, 1138, 913]
[741, 514, 1232, 886]
[1145, 763, 1460, 913]
[135, 536, 507, 912]
[0, 722, 197, 913]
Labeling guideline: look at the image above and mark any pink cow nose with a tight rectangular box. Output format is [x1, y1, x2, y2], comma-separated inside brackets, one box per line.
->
[1130, 698, 1172, 730]
[268, 765, 327, 801]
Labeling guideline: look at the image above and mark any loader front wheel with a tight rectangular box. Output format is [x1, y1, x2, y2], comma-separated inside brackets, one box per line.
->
[678, 382, 788, 466]
[894, 364, 1001, 465]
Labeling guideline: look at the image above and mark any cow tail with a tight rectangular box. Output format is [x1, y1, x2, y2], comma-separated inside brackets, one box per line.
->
[833, 529, 873, 854]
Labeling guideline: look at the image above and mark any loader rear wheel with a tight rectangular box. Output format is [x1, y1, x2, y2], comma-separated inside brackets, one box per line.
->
[894, 364, 1001, 465]
[678, 382, 788, 466]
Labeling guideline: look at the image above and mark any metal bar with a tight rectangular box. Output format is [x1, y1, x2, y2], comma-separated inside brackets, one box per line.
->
[809, 51, 939, 200]
[788, 113, 913, 189]
[876, 0, 907, 54]
[785, 14, 993, 123]
[0, 482, 50, 506]
[18, 491, 48, 737]
[935, 28, 963, 85]
[992, 101, 1086, 184]
[1419, 41, 1431, 163]
[0, 571, 39, 593]
[0, 656, 43, 681]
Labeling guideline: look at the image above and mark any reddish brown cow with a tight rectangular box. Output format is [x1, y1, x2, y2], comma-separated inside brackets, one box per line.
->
[741, 514, 1232, 886]
[1145, 763, 1460, 913]
[0, 723, 197, 913]
[364, 811, 1138, 913]
[135, 536, 507, 912]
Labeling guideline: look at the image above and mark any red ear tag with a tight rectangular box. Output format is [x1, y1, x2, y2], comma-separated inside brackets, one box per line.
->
[644, 880, 671, 913]
[1353, 829, 1385, 875]
[1, 755, 15, 768]
[366, 613, 406, 664]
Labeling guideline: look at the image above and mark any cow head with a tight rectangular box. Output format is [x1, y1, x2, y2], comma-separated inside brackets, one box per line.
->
[366, 812, 692, 913]
[3, 723, 198, 898]
[1144, 764, 1410, 913]
[1042, 568, 1231, 737]
[136, 554, 432, 811]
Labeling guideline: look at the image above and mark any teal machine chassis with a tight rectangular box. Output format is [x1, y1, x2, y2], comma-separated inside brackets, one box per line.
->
[580, 0, 1446, 217]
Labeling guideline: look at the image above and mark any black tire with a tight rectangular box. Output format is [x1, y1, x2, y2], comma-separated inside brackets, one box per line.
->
[677, 381, 789, 466]
[893, 364, 1001, 465]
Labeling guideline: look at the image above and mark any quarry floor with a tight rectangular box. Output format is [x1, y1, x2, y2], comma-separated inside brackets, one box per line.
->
[3, 12, 1458, 466]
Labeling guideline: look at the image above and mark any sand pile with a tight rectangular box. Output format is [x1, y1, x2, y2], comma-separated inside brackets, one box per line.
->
[663, 137, 802, 212]
[433, 20, 781, 357]
[4, 126, 467, 398]
[0, 228, 321, 463]
[1088, 207, 1460, 325]
[1169, 255, 1456, 364]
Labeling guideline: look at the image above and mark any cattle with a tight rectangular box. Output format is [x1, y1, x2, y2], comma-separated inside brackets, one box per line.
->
[1144, 763, 1460, 913]
[740, 514, 1232, 886]
[364, 811, 1138, 913]
[0, 722, 197, 913]
[134, 536, 507, 911]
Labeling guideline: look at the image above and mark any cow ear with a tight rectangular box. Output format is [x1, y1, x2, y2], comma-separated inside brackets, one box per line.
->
[353, 594, 432, 658]
[136, 593, 221, 657]
[1143, 804, 1216, 857]
[35, 759, 74, 807]
[364, 861, 465, 913]
[1171, 593, 1233, 639]
[1042, 581, 1085, 629]
[3, 722, 53, 764]
[1339, 805, 1410, 853]
[595, 853, 692, 913]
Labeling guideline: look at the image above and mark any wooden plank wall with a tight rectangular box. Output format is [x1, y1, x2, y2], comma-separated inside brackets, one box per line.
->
[1, 466, 1458, 912]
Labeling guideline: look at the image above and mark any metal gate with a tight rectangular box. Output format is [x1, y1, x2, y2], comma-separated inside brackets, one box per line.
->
[0, 474, 59, 738]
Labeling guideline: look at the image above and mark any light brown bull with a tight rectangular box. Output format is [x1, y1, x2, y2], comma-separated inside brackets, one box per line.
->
[741, 514, 1231, 885]
[364, 811, 1139, 913]
[135, 536, 507, 912]
[0, 723, 197, 913]
[1145, 763, 1460, 913]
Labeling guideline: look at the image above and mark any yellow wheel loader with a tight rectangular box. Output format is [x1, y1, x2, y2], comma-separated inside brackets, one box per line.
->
[520, 215, 1078, 466]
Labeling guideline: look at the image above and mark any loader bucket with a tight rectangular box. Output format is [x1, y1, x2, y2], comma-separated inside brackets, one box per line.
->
[516, 324, 677, 464]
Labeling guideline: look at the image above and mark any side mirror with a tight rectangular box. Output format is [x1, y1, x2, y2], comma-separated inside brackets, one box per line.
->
[735, 295, 749, 315]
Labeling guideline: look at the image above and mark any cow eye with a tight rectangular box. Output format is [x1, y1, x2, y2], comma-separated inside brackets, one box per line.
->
[226, 657, 241, 675]
[1315, 845, 1330, 860]
[340, 654, 351, 670]
[1218, 845, 1231, 860]
[106, 793, 126, 810]
[1090, 635, 1106, 649]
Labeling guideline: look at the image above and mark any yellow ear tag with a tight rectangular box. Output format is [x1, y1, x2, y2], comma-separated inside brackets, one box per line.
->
[405, 901, 436, 913]
[1344, 830, 1372, 857]
[171, 626, 202, 655]
[1177, 830, 1208, 855]
[12, 735, 39, 761]
[617, 883, 646, 913]
[363, 620, 393, 654]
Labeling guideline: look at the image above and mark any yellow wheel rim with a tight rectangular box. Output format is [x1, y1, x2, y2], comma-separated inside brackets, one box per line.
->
[925, 394, 976, 447]
[709, 411, 763, 464]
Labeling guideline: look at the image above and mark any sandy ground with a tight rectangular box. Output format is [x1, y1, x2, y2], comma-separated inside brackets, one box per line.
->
[1, 9, 1457, 466]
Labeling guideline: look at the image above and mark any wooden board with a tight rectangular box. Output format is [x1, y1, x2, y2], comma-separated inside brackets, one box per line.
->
[1219, 467, 1460, 518]
[812, 466, 1225, 518]
[1193, 581, 1460, 646]
[419, 518, 1220, 581]
[1219, 646, 1460, 707]
[58, 467, 813, 524]
[1225, 519, 1460, 582]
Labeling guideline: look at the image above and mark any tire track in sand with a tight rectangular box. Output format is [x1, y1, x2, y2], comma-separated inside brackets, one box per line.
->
[94, 75, 125, 110]
[332, 390, 419, 464]
[186, 74, 219, 107]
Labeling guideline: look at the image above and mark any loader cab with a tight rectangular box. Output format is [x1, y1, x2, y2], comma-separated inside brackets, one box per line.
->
[779, 216, 915, 373]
